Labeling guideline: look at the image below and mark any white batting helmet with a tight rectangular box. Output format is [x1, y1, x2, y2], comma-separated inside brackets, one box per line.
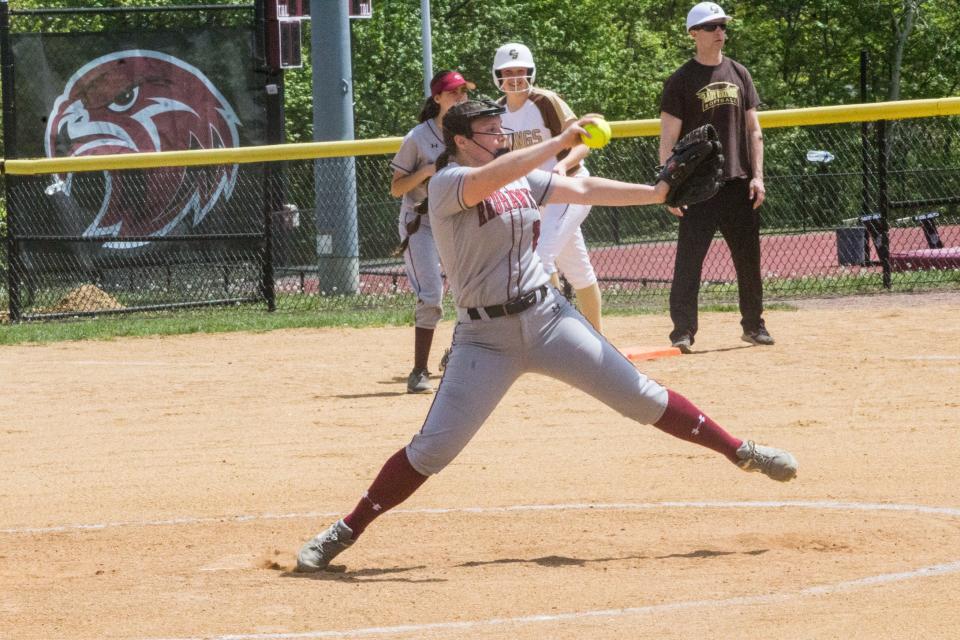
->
[492, 42, 536, 93]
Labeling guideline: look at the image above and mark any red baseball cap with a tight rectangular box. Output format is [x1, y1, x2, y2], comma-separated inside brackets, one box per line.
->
[430, 71, 476, 96]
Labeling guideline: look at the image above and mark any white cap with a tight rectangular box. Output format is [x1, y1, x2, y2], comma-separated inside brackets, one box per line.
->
[686, 2, 731, 30]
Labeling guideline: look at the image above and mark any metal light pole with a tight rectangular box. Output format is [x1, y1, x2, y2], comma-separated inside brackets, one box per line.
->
[420, 0, 433, 97]
[310, 0, 359, 295]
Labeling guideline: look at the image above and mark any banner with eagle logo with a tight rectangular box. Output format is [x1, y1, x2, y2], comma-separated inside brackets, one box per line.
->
[10, 28, 268, 256]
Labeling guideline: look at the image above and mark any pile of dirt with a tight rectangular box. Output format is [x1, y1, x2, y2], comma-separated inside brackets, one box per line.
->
[43, 284, 124, 314]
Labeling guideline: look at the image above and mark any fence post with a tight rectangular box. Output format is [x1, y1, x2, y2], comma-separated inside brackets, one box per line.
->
[859, 49, 872, 217]
[1, 0, 21, 321]
[262, 166, 278, 312]
[876, 120, 892, 288]
[311, 0, 360, 295]
[261, 75, 283, 312]
[258, 0, 281, 312]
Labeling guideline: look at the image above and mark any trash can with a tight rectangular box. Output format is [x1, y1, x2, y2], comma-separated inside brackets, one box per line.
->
[835, 226, 867, 266]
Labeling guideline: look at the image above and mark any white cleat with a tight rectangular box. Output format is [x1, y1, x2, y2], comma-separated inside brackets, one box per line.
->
[296, 519, 355, 572]
[736, 440, 798, 482]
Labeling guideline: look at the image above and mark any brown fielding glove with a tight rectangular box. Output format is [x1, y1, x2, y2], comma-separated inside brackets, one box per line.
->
[392, 198, 429, 256]
[657, 124, 725, 207]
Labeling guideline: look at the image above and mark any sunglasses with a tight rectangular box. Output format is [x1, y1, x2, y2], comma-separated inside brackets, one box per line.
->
[694, 23, 727, 32]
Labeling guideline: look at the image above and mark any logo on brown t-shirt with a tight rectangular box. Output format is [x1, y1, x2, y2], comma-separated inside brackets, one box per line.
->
[696, 82, 740, 111]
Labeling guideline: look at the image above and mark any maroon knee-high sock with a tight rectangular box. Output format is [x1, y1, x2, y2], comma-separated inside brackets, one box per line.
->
[414, 327, 434, 371]
[343, 447, 428, 538]
[654, 389, 743, 463]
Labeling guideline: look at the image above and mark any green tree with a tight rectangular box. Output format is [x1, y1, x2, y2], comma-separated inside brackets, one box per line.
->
[3, 0, 960, 143]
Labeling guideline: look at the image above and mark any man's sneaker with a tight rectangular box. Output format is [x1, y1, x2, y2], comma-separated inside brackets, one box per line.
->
[406, 367, 432, 394]
[742, 326, 775, 346]
[296, 519, 355, 572]
[671, 334, 693, 354]
[736, 440, 798, 482]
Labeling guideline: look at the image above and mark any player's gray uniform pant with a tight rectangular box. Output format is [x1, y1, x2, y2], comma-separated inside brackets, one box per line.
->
[399, 212, 444, 329]
[405, 287, 668, 476]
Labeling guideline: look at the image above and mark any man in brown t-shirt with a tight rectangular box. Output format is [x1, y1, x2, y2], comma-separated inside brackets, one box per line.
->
[659, 1, 772, 353]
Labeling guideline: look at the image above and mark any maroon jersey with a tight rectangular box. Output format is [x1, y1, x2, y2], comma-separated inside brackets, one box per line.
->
[660, 57, 760, 181]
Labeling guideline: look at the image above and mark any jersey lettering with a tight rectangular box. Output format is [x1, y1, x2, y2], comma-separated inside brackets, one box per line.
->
[476, 187, 538, 227]
[510, 129, 544, 149]
[504, 189, 528, 210]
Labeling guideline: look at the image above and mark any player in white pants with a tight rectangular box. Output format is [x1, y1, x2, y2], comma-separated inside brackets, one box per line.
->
[390, 70, 474, 393]
[296, 100, 798, 572]
[494, 43, 604, 333]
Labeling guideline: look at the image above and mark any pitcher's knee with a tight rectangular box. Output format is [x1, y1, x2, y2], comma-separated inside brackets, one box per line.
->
[405, 441, 455, 476]
[615, 379, 670, 424]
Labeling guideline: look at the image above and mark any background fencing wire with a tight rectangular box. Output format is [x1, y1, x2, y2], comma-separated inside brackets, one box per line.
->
[2, 115, 959, 320]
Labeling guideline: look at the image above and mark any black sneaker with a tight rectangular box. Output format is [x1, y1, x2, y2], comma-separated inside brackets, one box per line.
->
[741, 326, 775, 346]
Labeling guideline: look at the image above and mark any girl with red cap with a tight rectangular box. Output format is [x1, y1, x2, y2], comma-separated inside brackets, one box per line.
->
[389, 70, 475, 393]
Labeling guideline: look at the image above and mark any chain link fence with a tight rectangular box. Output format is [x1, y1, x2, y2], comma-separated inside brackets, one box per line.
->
[3, 114, 960, 321]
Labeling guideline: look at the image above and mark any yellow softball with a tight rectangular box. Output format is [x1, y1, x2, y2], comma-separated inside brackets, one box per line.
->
[580, 118, 612, 149]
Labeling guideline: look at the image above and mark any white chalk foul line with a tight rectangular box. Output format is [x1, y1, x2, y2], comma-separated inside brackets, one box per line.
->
[28, 360, 221, 367]
[7, 501, 960, 639]
[5, 499, 960, 535]
[130, 499, 960, 640]
[4, 500, 958, 639]
[163, 559, 960, 640]
[0, 512, 336, 535]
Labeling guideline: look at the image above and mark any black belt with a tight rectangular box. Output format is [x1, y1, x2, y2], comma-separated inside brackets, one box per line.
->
[466, 285, 549, 320]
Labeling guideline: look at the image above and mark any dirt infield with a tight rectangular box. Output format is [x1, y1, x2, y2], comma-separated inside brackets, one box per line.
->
[2, 291, 959, 639]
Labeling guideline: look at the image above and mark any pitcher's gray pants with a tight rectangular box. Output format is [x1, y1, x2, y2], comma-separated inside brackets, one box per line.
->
[406, 288, 669, 475]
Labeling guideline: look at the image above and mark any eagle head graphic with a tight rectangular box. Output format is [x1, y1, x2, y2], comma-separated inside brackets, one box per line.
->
[44, 50, 241, 249]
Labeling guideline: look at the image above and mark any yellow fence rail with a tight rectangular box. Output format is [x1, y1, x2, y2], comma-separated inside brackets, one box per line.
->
[5, 96, 960, 176]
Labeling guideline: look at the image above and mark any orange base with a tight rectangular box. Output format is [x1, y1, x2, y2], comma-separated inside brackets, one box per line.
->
[620, 345, 683, 362]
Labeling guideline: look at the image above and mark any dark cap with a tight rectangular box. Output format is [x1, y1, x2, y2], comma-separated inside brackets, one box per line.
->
[442, 99, 506, 138]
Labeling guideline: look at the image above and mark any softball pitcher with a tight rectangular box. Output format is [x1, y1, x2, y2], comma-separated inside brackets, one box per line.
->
[296, 99, 798, 572]
[390, 70, 474, 393]
[493, 43, 604, 333]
